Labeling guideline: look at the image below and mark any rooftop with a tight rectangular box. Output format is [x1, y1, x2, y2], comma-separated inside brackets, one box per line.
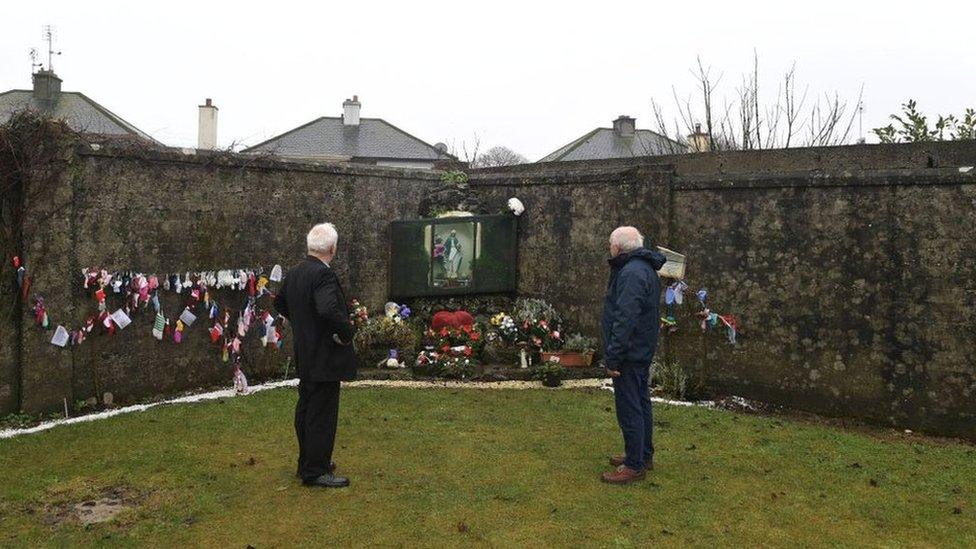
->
[242, 97, 453, 163]
[0, 71, 154, 142]
[539, 115, 684, 162]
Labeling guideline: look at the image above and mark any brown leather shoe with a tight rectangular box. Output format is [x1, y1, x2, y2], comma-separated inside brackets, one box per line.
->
[601, 465, 646, 484]
[609, 455, 653, 470]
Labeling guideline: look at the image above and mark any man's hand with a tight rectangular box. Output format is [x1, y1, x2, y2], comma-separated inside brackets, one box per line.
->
[332, 333, 350, 346]
[605, 367, 621, 378]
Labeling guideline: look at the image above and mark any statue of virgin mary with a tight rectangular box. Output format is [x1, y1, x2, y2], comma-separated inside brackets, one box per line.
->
[444, 229, 463, 279]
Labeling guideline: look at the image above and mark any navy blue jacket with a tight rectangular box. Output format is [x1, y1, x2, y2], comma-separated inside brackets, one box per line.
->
[601, 247, 667, 370]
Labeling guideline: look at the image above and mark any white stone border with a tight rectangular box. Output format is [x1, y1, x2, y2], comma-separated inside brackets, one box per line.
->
[0, 377, 714, 440]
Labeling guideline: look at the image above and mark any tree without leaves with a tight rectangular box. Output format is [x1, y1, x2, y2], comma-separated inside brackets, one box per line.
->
[651, 53, 863, 151]
[473, 146, 529, 168]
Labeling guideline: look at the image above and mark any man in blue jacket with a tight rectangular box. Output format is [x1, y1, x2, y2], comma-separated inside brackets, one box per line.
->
[601, 226, 666, 484]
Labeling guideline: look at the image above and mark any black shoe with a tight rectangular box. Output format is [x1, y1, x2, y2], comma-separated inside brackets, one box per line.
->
[297, 461, 336, 478]
[303, 474, 350, 488]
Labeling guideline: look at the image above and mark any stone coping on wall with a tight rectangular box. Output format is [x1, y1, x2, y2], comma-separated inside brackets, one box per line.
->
[471, 140, 976, 179]
[74, 142, 446, 180]
[469, 165, 672, 187]
[672, 166, 976, 190]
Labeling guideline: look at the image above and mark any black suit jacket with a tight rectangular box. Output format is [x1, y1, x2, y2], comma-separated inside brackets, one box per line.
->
[274, 256, 358, 382]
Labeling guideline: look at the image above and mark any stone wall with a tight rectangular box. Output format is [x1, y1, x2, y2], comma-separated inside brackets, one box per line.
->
[4, 135, 976, 439]
[469, 150, 976, 439]
[9, 145, 439, 414]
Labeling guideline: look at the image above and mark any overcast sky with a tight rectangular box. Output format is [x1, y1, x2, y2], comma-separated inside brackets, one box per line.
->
[3, 0, 975, 160]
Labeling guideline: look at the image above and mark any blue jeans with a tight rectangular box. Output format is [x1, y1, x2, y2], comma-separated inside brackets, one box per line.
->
[612, 364, 654, 471]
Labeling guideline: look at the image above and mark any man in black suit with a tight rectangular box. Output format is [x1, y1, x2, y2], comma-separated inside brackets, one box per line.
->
[274, 223, 358, 488]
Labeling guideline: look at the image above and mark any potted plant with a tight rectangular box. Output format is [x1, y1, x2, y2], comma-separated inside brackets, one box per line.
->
[533, 357, 565, 387]
[541, 333, 596, 368]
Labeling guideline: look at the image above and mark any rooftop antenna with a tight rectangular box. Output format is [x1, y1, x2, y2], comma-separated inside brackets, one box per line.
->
[857, 99, 865, 144]
[29, 48, 42, 74]
[42, 25, 61, 72]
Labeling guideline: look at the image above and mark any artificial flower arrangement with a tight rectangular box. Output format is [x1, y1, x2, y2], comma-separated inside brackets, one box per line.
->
[488, 311, 562, 350]
[488, 312, 518, 342]
[413, 324, 484, 378]
[384, 301, 412, 323]
[414, 350, 476, 379]
[423, 324, 484, 356]
[520, 318, 564, 352]
[352, 300, 420, 367]
[485, 306, 564, 368]
[349, 299, 369, 326]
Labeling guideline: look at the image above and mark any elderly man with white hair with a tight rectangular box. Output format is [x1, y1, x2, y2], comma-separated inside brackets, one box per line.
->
[600, 226, 667, 484]
[274, 223, 358, 488]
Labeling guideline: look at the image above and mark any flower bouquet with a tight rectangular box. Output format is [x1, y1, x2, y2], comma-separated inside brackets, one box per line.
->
[349, 299, 369, 326]
[414, 350, 476, 379]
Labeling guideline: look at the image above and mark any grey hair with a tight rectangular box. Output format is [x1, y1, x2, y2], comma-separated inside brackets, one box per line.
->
[307, 223, 339, 255]
[610, 226, 644, 253]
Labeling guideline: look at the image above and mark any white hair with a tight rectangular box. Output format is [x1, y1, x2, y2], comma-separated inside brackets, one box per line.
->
[307, 223, 339, 255]
[610, 226, 644, 253]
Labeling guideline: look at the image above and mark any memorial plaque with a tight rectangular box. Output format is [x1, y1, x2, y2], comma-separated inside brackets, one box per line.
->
[656, 246, 686, 280]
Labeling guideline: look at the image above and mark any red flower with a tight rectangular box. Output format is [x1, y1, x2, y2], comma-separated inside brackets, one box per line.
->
[470, 332, 481, 341]
[463, 346, 473, 357]
[439, 327, 449, 337]
[440, 344, 451, 353]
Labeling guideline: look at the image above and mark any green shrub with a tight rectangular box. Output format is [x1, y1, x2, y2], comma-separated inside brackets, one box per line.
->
[652, 359, 688, 401]
[563, 333, 597, 353]
[1, 412, 36, 430]
[532, 358, 565, 387]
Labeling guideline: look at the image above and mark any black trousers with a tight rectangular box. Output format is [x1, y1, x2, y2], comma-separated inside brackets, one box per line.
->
[295, 380, 341, 481]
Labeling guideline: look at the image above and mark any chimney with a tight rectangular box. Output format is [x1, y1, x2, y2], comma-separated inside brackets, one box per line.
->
[32, 69, 62, 106]
[612, 115, 636, 138]
[687, 123, 711, 153]
[197, 98, 218, 150]
[343, 95, 361, 126]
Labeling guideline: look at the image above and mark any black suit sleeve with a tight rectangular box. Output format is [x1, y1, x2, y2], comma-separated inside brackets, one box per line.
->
[314, 269, 353, 344]
[273, 276, 290, 319]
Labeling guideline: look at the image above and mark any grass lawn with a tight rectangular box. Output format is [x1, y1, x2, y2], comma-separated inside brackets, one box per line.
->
[0, 386, 974, 548]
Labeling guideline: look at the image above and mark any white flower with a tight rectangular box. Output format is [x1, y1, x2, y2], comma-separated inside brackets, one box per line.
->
[507, 197, 525, 216]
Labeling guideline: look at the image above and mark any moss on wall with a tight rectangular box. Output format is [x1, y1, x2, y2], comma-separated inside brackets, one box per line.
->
[9, 134, 976, 439]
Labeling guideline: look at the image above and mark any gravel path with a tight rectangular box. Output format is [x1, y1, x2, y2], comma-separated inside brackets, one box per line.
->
[2, 377, 712, 440]
[346, 378, 609, 390]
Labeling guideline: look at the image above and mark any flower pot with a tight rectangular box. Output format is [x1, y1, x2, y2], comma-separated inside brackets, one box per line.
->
[541, 375, 562, 388]
[540, 351, 593, 368]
